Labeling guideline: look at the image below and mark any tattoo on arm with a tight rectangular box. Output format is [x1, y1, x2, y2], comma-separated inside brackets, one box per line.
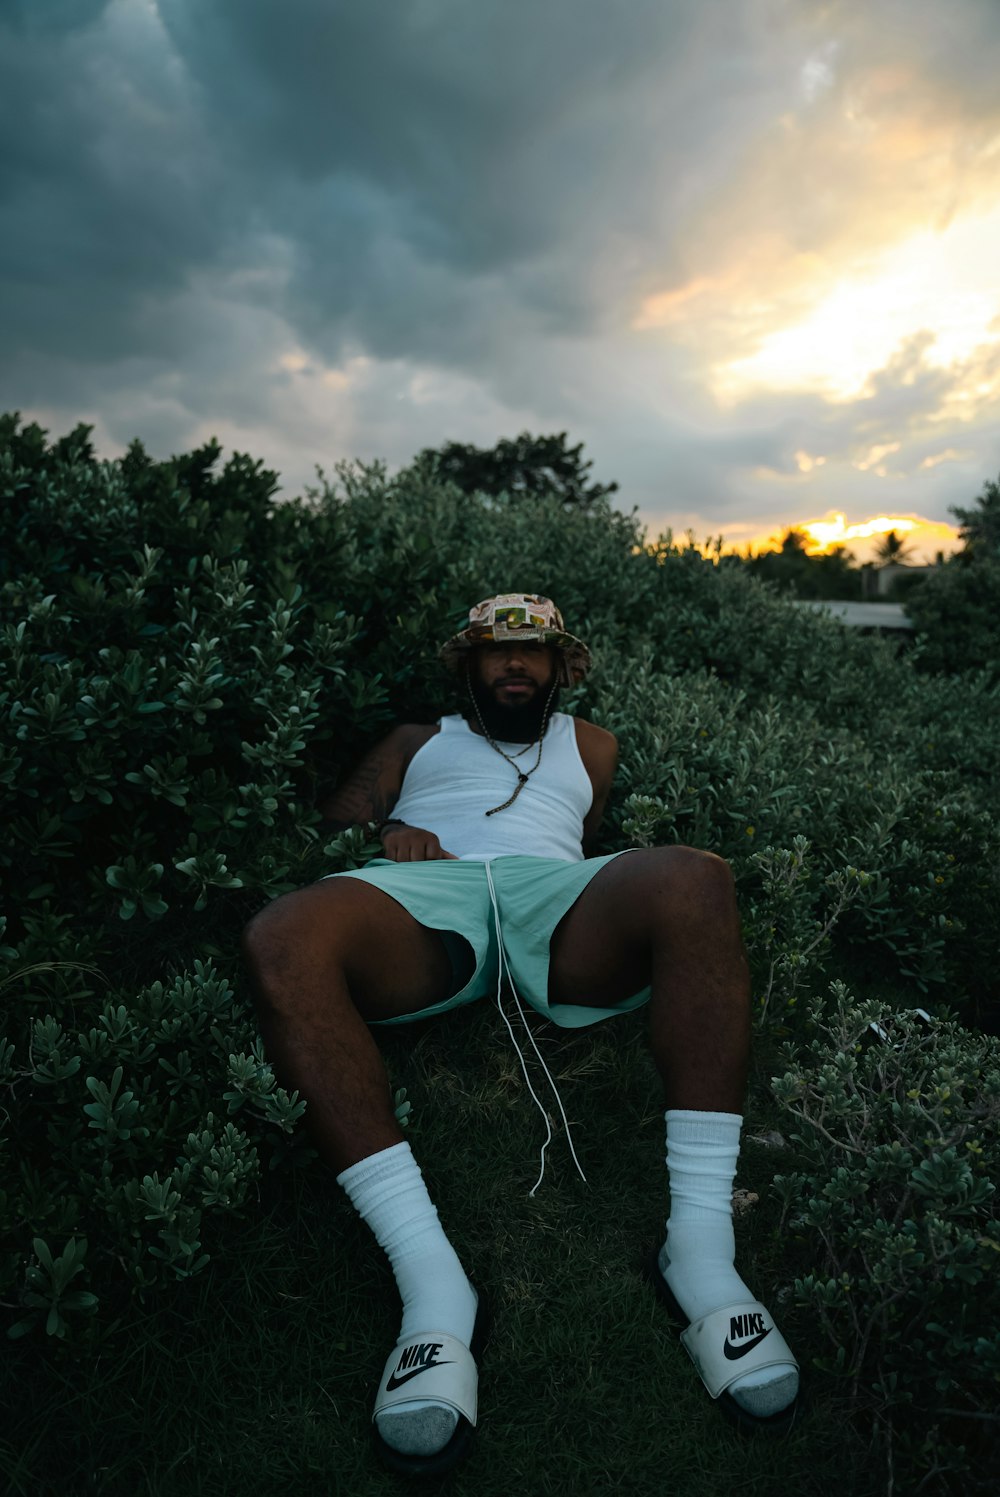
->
[321, 749, 399, 829]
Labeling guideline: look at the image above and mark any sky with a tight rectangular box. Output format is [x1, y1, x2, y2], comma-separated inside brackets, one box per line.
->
[3, 0, 999, 563]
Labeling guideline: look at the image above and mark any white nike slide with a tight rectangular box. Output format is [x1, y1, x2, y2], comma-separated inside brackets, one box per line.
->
[681, 1301, 799, 1401]
[372, 1290, 490, 1477]
[644, 1251, 801, 1432]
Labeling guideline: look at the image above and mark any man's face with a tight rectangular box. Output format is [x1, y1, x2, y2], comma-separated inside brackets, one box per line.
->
[466, 641, 560, 741]
[474, 641, 558, 705]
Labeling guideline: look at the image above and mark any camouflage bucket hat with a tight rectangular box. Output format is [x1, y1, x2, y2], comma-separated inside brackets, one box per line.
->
[439, 593, 592, 686]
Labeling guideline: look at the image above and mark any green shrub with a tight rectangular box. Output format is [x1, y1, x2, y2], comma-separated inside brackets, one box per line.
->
[595, 647, 998, 1019]
[905, 556, 1000, 679]
[0, 936, 307, 1339]
[2, 411, 999, 1355]
[772, 987, 1000, 1491]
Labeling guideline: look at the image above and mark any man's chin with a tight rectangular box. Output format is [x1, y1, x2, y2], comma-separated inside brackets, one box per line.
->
[493, 688, 538, 708]
[467, 678, 557, 741]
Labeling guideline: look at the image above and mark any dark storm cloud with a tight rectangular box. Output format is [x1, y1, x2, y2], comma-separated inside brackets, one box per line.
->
[153, 1, 640, 367]
[0, 0, 250, 375]
[149, 0, 826, 374]
[1, 0, 793, 440]
[2, 0, 111, 38]
[1, 0, 998, 539]
[160, 0, 697, 264]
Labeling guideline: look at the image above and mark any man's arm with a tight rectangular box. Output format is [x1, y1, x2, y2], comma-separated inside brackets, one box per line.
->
[320, 724, 457, 860]
[574, 719, 619, 854]
[320, 725, 433, 830]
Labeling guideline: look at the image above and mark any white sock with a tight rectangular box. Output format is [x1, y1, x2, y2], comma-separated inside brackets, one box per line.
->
[338, 1142, 478, 1456]
[659, 1109, 798, 1419]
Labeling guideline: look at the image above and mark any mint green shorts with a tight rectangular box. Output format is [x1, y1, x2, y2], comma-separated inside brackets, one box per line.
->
[325, 852, 650, 1029]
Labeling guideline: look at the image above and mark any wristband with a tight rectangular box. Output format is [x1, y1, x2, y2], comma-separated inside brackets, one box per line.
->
[377, 818, 407, 837]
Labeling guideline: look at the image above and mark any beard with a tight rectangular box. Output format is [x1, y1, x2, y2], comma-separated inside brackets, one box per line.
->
[464, 669, 560, 743]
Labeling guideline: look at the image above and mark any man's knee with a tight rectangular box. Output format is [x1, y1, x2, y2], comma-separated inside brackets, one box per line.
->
[668, 844, 735, 888]
[242, 881, 352, 997]
[242, 878, 455, 1025]
[642, 845, 738, 923]
[243, 887, 304, 968]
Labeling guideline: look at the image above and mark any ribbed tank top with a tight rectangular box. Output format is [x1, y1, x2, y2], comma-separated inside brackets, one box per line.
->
[390, 713, 593, 861]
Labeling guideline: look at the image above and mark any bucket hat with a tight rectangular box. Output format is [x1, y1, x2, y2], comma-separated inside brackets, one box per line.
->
[439, 593, 592, 686]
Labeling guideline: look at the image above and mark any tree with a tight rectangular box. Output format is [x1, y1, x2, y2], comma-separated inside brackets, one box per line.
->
[779, 527, 809, 557]
[950, 473, 1000, 562]
[814, 544, 862, 599]
[873, 529, 915, 566]
[904, 556, 1000, 678]
[415, 431, 618, 510]
[902, 471, 1000, 669]
[744, 529, 861, 600]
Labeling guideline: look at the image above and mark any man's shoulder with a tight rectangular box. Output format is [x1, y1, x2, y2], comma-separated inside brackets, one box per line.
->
[389, 721, 442, 754]
[391, 720, 442, 737]
[569, 716, 619, 762]
[386, 721, 440, 766]
[569, 715, 618, 747]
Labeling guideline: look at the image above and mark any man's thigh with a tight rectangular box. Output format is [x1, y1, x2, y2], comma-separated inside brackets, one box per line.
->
[545, 849, 664, 1008]
[251, 874, 463, 1022]
[323, 862, 489, 1022]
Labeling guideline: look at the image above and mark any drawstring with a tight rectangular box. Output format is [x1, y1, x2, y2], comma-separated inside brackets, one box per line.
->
[483, 859, 588, 1197]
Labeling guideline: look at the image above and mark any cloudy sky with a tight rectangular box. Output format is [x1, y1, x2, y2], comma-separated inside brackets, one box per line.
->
[3, 0, 999, 560]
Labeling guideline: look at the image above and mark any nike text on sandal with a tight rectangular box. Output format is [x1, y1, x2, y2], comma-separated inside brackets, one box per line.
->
[643, 1251, 801, 1434]
[372, 1291, 490, 1478]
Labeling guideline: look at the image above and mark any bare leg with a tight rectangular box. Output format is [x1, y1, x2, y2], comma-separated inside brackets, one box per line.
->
[243, 876, 481, 1461]
[242, 877, 457, 1171]
[548, 845, 751, 1104]
[548, 848, 798, 1421]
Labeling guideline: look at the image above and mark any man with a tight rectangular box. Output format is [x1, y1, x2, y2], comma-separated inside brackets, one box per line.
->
[242, 593, 800, 1478]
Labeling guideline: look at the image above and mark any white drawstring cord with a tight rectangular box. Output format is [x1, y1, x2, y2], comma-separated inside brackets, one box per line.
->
[483, 859, 588, 1196]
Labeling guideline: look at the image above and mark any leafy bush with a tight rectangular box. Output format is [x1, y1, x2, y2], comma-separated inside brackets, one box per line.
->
[772, 987, 1000, 1492]
[0, 927, 309, 1338]
[596, 646, 999, 1021]
[905, 556, 1000, 679]
[2, 411, 999, 1362]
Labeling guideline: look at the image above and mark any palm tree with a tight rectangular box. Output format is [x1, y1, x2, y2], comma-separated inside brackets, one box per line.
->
[873, 529, 914, 567]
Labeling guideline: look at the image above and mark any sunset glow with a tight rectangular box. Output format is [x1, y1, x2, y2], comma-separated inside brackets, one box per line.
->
[735, 511, 963, 564]
[802, 513, 916, 550]
[715, 203, 1000, 403]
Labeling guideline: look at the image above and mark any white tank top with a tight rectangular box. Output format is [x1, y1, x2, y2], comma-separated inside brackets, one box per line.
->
[390, 713, 593, 861]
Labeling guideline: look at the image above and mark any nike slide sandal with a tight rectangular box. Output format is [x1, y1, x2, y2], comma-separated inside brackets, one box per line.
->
[372, 1289, 491, 1478]
[643, 1250, 801, 1434]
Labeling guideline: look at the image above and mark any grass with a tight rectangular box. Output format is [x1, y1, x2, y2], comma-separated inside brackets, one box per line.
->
[1, 996, 888, 1497]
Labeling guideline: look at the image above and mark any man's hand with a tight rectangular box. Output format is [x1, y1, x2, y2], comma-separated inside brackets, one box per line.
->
[380, 824, 458, 861]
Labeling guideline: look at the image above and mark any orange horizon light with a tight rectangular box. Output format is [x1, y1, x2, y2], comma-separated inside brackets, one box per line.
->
[800, 512, 918, 552]
[728, 511, 963, 563]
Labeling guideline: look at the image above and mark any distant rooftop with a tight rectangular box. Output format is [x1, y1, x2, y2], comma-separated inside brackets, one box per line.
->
[791, 600, 914, 630]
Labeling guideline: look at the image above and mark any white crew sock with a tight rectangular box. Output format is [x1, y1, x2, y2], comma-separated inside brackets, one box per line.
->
[658, 1109, 799, 1419]
[338, 1141, 478, 1457]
